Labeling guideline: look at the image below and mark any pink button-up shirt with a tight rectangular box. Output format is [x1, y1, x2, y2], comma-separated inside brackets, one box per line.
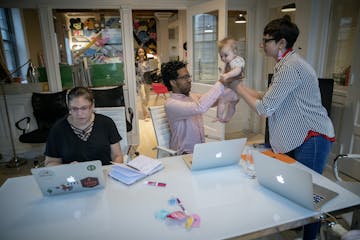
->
[165, 82, 224, 153]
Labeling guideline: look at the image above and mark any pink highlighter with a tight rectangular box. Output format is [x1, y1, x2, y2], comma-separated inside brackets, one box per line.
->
[144, 181, 166, 187]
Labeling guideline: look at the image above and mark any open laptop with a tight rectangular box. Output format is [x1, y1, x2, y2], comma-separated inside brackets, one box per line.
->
[31, 160, 105, 196]
[252, 151, 338, 210]
[182, 138, 247, 171]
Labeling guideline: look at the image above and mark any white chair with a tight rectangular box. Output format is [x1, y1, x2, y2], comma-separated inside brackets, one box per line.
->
[319, 154, 360, 239]
[332, 154, 360, 230]
[148, 106, 179, 158]
[94, 107, 128, 156]
[203, 107, 225, 142]
[148, 105, 225, 159]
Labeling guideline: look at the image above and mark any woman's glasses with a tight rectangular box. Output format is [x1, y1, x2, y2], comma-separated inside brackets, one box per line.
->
[69, 105, 91, 112]
[262, 38, 276, 44]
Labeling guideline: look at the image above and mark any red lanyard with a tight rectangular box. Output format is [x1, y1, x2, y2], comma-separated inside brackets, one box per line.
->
[281, 48, 293, 58]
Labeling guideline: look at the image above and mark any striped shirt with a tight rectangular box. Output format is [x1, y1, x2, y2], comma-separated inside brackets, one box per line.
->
[165, 82, 224, 154]
[255, 50, 335, 153]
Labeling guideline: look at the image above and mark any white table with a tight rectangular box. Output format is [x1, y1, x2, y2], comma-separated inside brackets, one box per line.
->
[1, 156, 359, 240]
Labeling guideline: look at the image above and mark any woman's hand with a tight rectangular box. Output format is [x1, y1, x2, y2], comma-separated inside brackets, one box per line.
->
[236, 82, 246, 96]
[44, 156, 62, 166]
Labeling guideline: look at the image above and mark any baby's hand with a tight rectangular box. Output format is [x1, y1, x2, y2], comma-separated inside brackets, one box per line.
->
[221, 74, 235, 84]
[219, 74, 226, 81]
[227, 73, 244, 83]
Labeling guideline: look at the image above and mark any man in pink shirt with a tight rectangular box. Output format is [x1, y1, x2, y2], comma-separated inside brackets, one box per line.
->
[161, 61, 225, 154]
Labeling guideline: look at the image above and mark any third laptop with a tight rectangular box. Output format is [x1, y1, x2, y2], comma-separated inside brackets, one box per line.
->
[182, 138, 247, 171]
[252, 151, 338, 210]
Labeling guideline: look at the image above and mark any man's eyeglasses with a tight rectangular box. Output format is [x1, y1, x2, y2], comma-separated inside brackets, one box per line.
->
[69, 105, 91, 112]
[177, 74, 192, 81]
[262, 38, 276, 44]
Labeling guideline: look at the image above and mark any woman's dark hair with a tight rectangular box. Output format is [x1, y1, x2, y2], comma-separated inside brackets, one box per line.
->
[135, 47, 147, 61]
[263, 15, 299, 49]
[67, 87, 94, 107]
[161, 61, 187, 91]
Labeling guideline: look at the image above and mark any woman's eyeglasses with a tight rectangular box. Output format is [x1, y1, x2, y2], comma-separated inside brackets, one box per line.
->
[262, 38, 276, 44]
[69, 105, 91, 112]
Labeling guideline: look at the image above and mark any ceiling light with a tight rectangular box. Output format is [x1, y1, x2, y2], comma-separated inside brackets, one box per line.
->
[281, 3, 296, 12]
[235, 14, 247, 24]
[204, 24, 213, 33]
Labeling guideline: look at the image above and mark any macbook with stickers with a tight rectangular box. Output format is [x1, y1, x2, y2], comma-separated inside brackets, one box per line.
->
[252, 151, 338, 210]
[182, 138, 247, 171]
[31, 160, 105, 196]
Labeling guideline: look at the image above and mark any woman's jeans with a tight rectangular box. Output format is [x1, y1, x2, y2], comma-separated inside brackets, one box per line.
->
[286, 136, 333, 240]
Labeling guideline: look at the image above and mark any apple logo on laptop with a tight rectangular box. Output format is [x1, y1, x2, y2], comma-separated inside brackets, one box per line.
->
[67, 176, 76, 183]
[216, 152, 222, 158]
[276, 175, 285, 184]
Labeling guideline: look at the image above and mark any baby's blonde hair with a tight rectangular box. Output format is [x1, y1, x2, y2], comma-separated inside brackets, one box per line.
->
[218, 37, 239, 55]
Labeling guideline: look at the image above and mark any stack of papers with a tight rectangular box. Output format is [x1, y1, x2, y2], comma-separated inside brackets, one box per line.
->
[109, 155, 164, 185]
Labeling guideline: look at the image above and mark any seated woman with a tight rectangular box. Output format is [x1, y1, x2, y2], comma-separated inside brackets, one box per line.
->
[45, 87, 124, 166]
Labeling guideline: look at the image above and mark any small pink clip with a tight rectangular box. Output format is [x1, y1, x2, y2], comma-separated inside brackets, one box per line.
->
[144, 181, 166, 187]
[166, 211, 187, 220]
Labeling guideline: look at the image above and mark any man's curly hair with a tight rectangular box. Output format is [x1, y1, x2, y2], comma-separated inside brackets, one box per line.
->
[161, 61, 187, 91]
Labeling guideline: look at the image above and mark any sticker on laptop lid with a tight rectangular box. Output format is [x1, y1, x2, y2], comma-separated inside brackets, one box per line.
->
[86, 164, 97, 171]
[81, 177, 99, 188]
[37, 169, 55, 177]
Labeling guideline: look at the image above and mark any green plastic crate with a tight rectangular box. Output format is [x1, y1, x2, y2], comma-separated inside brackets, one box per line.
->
[37, 65, 73, 89]
[37, 63, 124, 88]
[90, 63, 124, 87]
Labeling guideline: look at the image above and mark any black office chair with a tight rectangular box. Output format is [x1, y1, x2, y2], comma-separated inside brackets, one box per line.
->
[91, 85, 133, 132]
[15, 90, 68, 144]
[91, 85, 136, 157]
[264, 74, 334, 147]
[318, 78, 334, 117]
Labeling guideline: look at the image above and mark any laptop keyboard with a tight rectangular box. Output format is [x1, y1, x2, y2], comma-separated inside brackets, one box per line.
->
[313, 193, 325, 204]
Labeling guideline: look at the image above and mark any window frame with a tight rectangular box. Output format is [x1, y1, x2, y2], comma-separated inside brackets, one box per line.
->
[0, 8, 20, 76]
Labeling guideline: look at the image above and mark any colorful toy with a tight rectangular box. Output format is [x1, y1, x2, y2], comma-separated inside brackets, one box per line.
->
[155, 197, 201, 230]
[69, 18, 84, 36]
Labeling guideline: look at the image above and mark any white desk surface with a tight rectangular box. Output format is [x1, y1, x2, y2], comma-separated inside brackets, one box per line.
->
[1, 156, 359, 240]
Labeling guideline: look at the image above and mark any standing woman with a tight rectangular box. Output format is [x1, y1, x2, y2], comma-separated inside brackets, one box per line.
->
[236, 15, 335, 239]
[45, 87, 124, 166]
[135, 47, 151, 119]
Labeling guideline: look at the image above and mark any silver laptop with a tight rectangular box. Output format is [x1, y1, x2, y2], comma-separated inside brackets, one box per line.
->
[182, 138, 247, 171]
[252, 151, 338, 210]
[31, 160, 105, 196]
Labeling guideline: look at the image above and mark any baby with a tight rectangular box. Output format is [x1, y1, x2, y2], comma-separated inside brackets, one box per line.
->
[217, 37, 245, 122]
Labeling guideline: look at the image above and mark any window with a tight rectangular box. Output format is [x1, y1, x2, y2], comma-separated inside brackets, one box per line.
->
[193, 11, 218, 84]
[325, 0, 359, 86]
[0, 8, 19, 76]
